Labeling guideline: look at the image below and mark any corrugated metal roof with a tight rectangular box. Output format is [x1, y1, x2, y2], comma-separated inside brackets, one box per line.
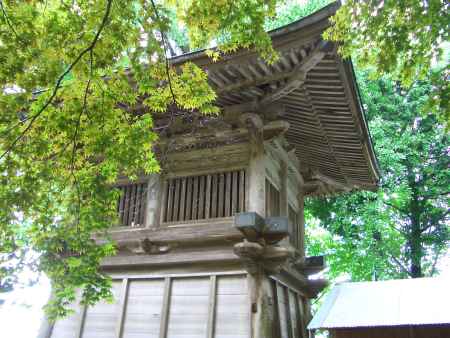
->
[308, 278, 450, 329]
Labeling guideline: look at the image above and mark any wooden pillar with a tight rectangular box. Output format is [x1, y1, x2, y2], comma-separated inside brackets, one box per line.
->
[145, 174, 161, 228]
[249, 271, 277, 338]
[279, 161, 288, 217]
[247, 116, 266, 217]
[297, 189, 305, 257]
[279, 161, 290, 247]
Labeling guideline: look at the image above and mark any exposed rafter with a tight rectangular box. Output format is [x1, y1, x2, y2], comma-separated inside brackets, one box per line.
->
[259, 41, 332, 105]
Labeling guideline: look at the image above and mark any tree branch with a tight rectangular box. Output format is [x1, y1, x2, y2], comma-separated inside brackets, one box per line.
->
[0, 0, 113, 160]
[389, 254, 412, 277]
[149, 0, 177, 106]
[0, 0, 23, 45]
[383, 200, 409, 215]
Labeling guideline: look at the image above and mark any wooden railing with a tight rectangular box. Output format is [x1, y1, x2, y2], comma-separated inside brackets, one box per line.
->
[162, 169, 246, 223]
[116, 182, 147, 226]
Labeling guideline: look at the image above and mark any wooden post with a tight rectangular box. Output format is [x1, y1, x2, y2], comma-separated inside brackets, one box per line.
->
[279, 160, 290, 247]
[250, 272, 277, 338]
[247, 115, 266, 217]
[297, 189, 305, 257]
[146, 174, 161, 228]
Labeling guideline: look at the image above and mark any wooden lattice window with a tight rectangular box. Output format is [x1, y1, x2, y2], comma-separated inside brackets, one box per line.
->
[265, 179, 280, 217]
[163, 169, 246, 223]
[116, 182, 147, 226]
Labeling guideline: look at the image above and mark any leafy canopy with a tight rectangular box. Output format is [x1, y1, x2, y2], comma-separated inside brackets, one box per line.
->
[0, 0, 282, 319]
[325, 0, 449, 123]
[307, 72, 449, 281]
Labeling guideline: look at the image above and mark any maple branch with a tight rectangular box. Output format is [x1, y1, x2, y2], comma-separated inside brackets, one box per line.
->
[149, 0, 178, 106]
[0, 0, 113, 160]
[0, 0, 23, 44]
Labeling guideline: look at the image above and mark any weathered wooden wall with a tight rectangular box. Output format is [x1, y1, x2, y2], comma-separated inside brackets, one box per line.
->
[51, 272, 250, 338]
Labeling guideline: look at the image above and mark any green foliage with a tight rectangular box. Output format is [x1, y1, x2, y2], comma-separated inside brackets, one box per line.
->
[324, 0, 450, 124]
[307, 72, 449, 281]
[265, 0, 332, 31]
[170, 0, 278, 62]
[0, 0, 279, 319]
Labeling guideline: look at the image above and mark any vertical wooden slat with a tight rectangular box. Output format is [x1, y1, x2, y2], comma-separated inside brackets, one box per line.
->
[172, 178, 180, 222]
[231, 171, 238, 215]
[133, 184, 141, 226]
[239, 170, 246, 212]
[115, 279, 129, 338]
[179, 178, 187, 221]
[205, 174, 212, 218]
[224, 172, 232, 217]
[185, 177, 193, 220]
[211, 174, 218, 218]
[160, 179, 168, 224]
[265, 180, 271, 217]
[166, 179, 174, 222]
[118, 187, 126, 225]
[218, 173, 225, 217]
[76, 304, 87, 338]
[159, 277, 172, 338]
[207, 275, 217, 338]
[192, 176, 199, 220]
[198, 175, 205, 219]
[129, 183, 137, 225]
[123, 186, 130, 226]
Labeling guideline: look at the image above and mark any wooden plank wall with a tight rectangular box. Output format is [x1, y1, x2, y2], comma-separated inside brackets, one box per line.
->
[117, 182, 148, 227]
[50, 273, 249, 338]
[270, 279, 308, 338]
[163, 170, 246, 223]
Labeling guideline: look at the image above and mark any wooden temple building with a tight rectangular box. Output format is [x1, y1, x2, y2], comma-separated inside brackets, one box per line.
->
[45, 3, 379, 338]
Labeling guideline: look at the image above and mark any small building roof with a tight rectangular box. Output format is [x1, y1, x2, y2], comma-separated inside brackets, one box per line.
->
[308, 278, 450, 330]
